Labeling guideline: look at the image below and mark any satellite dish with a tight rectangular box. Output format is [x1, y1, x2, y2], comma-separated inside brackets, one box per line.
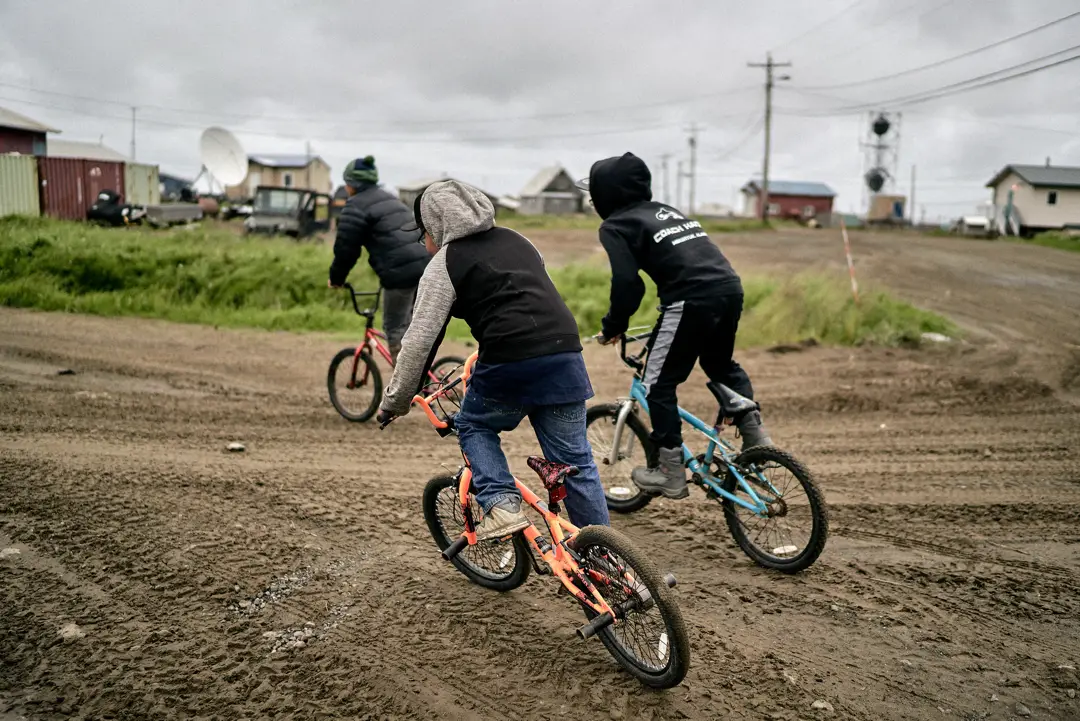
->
[199, 127, 247, 188]
[865, 168, 887, 193]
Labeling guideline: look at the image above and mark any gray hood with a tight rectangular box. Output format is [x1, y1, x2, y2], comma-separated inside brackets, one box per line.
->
[419, 179, 495, 248]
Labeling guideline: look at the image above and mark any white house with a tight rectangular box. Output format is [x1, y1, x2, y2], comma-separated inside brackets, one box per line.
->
[986, 163, 1080, 236]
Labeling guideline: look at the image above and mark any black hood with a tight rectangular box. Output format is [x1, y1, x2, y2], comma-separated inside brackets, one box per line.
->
[588, 152, 652, 219]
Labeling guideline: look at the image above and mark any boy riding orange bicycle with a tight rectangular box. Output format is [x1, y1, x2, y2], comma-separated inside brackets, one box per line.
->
[375, 179, 610, 538]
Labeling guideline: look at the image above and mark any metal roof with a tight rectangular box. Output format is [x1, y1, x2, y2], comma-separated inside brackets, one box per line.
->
[47, 139, 128, 162]
[986, 164, 1080, 189]
[0, 105, 60, 134]
[741, 179, 837, 198]
[248, 154, 326, 168]
[520, 165, 578, 197]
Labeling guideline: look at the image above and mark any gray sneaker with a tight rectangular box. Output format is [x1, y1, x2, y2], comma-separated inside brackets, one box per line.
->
[475, 499, 530, 541]
[736, 409, 773, 451]
[631, 447, 689, 499]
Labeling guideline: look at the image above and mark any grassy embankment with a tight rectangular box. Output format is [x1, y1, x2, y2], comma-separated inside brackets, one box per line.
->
[0, 217, 956, 348]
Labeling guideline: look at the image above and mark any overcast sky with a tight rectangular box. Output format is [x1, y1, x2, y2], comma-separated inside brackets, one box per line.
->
[2, 0, 1077, 221]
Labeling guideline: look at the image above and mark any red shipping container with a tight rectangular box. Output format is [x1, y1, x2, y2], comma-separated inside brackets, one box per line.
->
[38, 157, 87, 220]
[84, 159, 125, 205]
[37, 157, 127, 221]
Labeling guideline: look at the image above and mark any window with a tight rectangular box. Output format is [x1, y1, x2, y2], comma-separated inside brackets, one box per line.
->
[767, 203, 780, 216]
[1048, 191, 1058, 205]
[283, 172, 294, 188]
[803, 204, 816, 218]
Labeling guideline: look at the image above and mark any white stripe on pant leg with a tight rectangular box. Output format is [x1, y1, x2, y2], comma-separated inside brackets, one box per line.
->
[642, 301, 685, 393]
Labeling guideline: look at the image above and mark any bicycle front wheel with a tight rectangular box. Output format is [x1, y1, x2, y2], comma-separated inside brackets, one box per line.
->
[573, 525, 690, 689]
[721, 446, 828, 573]
[586, 404, 656, 513]
[422, 474, 531, 592]
[327, 348, 382, 422]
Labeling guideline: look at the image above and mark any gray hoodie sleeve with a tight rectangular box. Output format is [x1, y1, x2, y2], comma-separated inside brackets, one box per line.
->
[380, 248, 456, 416]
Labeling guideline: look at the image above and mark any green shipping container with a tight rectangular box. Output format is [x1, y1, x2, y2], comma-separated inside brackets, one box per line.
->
[124, 162, 161, 205]
[0, 154, 41, 217]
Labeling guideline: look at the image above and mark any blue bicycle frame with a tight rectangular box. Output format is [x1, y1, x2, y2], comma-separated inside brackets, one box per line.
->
[617, 375, 777, 516]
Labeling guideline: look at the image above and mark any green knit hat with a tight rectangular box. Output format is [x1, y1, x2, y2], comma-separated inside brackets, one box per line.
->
[343, 155, 378, 187]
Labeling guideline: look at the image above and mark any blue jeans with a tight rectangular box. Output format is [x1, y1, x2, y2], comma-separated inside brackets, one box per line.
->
[455, 390, 611, 528]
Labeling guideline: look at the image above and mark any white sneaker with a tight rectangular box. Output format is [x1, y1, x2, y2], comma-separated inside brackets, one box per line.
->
[475, 500, 530, 541]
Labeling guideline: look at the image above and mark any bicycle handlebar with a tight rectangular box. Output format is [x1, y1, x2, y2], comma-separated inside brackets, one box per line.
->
[342, 282, 381, 318]
[618, 331, 651, 372]
[381, 352, 477, 436]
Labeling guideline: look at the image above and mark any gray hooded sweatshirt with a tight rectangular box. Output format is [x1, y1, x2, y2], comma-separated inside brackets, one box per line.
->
[380, 179, 583, 416]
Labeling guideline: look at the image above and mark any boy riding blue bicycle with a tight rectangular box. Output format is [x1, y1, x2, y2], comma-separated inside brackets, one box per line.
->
[582, 152, 773, 500]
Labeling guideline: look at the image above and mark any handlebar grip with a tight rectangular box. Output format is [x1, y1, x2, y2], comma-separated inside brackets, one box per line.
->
[442, 535, 469, 561]
[576, 612, 615, 640]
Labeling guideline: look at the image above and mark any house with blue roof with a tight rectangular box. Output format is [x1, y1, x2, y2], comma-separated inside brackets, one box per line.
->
[741, 179, 837, 221]
[225, 152, 332, 200]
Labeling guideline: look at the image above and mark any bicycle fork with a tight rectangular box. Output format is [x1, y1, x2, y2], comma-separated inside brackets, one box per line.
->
[603, 398, 639, 466]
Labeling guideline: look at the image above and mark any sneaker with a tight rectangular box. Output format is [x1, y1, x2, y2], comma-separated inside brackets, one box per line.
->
[631, 447, 689, 499]
[475, 499, 530, 541]
[735, 409, 773, 452]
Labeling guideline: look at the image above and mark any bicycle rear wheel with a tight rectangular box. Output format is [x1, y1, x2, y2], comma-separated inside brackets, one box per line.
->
[585, 404, 656, 513]
[721, 446, 828, 573]
[422, 474, 530, 592]
[327, 348, 381, 422]
[573, 525, 690, 689]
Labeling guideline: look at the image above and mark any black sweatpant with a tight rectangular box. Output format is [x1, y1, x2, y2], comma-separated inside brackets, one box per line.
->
[642, 294, 753, 449]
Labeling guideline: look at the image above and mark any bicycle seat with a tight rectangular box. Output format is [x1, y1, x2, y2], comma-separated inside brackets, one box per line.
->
[707, 381, 759, 418]
[526, 456, 578, 489]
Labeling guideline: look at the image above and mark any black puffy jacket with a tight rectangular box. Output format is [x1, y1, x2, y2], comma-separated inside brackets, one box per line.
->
[329, 184, 430, 289]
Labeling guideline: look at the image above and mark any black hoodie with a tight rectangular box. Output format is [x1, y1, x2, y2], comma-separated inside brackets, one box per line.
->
[590, 153, 741, 338]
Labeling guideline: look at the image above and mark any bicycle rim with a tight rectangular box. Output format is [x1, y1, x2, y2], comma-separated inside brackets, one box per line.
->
[722, 447, 828, 572]
[328, 348, 380, 422]
[585, 405, 653, 511]
[431, 481, 521, 583]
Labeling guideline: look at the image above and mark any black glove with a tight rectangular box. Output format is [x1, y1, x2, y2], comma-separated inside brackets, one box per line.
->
[376, 409, 396, 429]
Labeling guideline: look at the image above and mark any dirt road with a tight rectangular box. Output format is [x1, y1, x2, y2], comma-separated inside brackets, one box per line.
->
[2, 233, 1079, 720]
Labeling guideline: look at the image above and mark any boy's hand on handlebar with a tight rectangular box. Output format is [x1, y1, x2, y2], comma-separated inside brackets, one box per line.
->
[594, 332, 621, 346]
[328, 279, 342, 289]
[376, 409, 396, 428]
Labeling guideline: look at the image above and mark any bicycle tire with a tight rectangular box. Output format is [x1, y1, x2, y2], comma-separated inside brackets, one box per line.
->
[586, 404, 656, 513]
[422, 474, 531, 592]
[327, 347, 382, 423]
[721, 446, 829, 573]
[573, 525, 690, 689]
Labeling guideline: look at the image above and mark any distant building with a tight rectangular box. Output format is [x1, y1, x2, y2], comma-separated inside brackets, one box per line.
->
[159, 172, 195, 202]
[740, 180, 837, 220]
[0, 106, 58, 155]
[519, 166, 584, 215]
[987, 163, 1080, 236]
[47, 139, 129, 162]
[397, 176, 502, 213]
[227, 154, 332, 199]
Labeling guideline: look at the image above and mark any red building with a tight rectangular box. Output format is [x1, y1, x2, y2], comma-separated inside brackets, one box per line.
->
[741, 180, 836, 221]
[0, 106, 58, 156]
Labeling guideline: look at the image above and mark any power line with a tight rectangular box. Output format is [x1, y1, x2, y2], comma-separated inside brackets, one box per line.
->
[776, 88, 1078, 134]
[769, 0, 874, 53]
[0, 94, 701, 144]
[0, 78, 757, 129]
[780, 44, 1080, 114]
[714, 115, 765, 163]
[802, 9, 1080, 90]
[808, 0, 964, 67]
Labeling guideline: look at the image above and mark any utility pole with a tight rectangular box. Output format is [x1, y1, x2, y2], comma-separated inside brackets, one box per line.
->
[748, 53, 791, 223]
[686, 123, 699, 215]
[909, 164, 917, 226]
[130, 106, 137, 161]
[659, 153, 672, 205]
[676, 160, 685, 210]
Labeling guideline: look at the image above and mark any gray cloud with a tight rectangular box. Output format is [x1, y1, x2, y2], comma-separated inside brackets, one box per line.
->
[1, 0, 1077, 221]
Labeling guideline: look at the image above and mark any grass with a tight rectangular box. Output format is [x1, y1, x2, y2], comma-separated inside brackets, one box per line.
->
[1020, 230, 1080, 253]
[498, 210, 781, 235]
[0, 216, 956, 348]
